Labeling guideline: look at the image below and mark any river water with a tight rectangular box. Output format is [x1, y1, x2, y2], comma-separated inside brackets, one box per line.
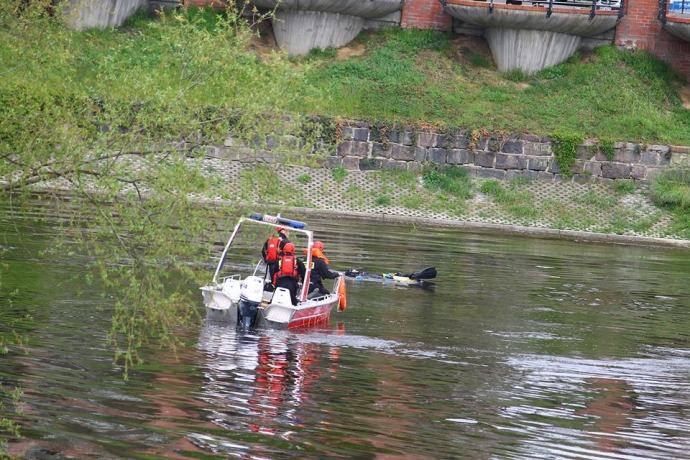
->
[2, 213, 690, 459]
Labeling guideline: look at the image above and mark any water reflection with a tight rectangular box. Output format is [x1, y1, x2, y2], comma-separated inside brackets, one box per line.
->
[196, 322, 345, 451]
[577, 377, 637, 454]
[4, 211, 690, 459]
[504, 354, 690, 459]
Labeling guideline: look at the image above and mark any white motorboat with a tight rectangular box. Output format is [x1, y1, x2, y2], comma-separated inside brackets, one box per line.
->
[200, 213, 347, 329]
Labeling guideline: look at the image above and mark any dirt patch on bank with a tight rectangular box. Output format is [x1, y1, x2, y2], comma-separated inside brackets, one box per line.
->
[451, 35, 493, 64]
[679, 84, 690, 110]
[249, 21, 280, 55]
[337, 42, 366, 60]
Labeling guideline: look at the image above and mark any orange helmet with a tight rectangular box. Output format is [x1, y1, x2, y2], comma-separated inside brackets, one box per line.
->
[314, 241, 324, 250]
[283, 242, 295, 254]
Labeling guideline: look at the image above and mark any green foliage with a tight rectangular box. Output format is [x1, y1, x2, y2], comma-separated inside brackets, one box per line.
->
[599, 138, 616, 161]
[551, 132, 583, 178]
[506, 203, 539, 220]
[378, 169, 417, 187]
[297, 174, 312, 184]
[374, 195, 391, 206]
[400, 194, 424, 209]
[615, 179, 637, 195]
[2, 7, 689, 145]
[666, 211, 690, 239]
[535, 63, 568, 80]
[422, 164, 472, 199]
[0, 383, 23, 457]
[479, 180, 505, 197]
[331, 166, 348, 182]
[0, 0, 326, 379]
[510, 175, 533, 186]
[305, 46, 339, 60]
[619, 48, 683, 104]
[305, 28, 459, 123]
[240, 165, 282, 201]
[649, 168, 690, 209]
[470, 53, 493, 69]
[503, 68, 527, 83]
[480, 180, 533, 205]
[572, 189, 617, 209]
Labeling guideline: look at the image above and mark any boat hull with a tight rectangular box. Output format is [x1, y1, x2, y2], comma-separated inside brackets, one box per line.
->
[258, 295, 339, 329]
[200, 214, 346, 330]
[200, 286, 239, 323]
[201, 285, 340, 329]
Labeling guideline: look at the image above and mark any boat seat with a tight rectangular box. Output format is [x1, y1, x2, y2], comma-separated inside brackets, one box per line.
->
[271, 288, 293, 307]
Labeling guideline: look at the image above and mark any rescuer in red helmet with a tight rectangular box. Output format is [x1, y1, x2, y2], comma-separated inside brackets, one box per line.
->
[307, 240, 339, 298]
[272, 242, 305, 306]
[262, 226, 291, 288]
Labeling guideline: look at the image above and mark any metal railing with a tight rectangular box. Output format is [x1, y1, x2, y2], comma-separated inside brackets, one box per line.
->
[487, 0, 624, 19]
[660, 0, 687, 25]
[670, 0, 687, 13]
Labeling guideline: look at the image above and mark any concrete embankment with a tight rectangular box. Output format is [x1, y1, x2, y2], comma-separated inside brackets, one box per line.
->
[199, 157, 690, 249]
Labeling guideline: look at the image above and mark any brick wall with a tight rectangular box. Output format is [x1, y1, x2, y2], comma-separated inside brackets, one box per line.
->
[615, 0, 690, 78]
[400, 0, 453, 30]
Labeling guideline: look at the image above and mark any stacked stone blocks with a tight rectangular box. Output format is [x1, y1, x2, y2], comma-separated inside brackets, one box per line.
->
[207, 121, 682, 186]
[326, 123, 677, 185]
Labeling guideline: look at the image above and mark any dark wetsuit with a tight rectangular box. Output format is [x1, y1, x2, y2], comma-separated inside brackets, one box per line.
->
[308, 256, 339, 295]
[274, 256, 306, 305]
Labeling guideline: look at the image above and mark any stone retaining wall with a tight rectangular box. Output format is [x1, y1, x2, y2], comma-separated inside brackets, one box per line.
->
[323, 122, 690, 185]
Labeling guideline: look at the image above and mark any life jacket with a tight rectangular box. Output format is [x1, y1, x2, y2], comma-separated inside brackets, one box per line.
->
[301, 247, 330, 266]
[274, 255, 298, 283]
[264, 236, 280, 262]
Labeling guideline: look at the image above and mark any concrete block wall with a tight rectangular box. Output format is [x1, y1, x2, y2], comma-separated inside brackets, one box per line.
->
[321, 122, 684, 185]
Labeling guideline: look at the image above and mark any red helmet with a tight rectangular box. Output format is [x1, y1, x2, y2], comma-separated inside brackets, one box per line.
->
[314, 241, 324, 250]
[283, 242, 295, 254]
[276, 226, 287, 233]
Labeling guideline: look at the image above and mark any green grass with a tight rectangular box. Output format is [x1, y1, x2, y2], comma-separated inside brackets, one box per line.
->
[331, 166, 348, 182]
[374, 195, 392, 206]
[297, 174, 312, 184]
[572, 189, 618, 209]
[649, 168, 690, 208]
[480, 179, 533, 204]
[422, 165, 473, 198]
[615, 179, 637, 195]
[648, 168, 690, 238]
[2, 5, 688, 147]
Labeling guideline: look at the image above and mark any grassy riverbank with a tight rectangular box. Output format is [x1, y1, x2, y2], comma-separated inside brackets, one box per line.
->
[2, 5, 690, 145]
[2, 6, 690, 454]
[2, 3, 690, 242]
[194, 158, 690, 243]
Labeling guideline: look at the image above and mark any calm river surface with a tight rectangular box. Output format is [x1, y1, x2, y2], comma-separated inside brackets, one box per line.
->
[2, 213, 690, 459]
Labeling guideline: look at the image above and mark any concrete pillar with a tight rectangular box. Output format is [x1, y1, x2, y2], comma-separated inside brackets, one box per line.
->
[272, 10, 365, 55]
[485, 28, 581, 74]
[63, 0, 148, 29]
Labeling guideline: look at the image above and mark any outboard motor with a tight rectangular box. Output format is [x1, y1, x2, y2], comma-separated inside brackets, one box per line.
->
[237, 276, 264, 327]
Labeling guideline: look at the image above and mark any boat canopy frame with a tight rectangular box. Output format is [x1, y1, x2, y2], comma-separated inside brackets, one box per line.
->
[212, 214, 315, 303]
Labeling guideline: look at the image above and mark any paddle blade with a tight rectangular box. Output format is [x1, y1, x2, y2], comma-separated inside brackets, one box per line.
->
[409, 267, 437, 280]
